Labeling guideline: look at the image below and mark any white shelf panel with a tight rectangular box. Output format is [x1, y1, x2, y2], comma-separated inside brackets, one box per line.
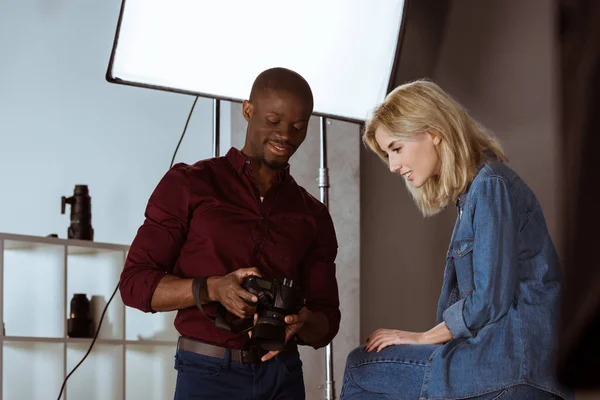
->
[67, 249, 125, 340]
[3, 341, 65, 400]
[126, 344, 177, 400]
[3, 239, 60, 251]
[3, 241, 65, 338]
[2, 335, 176, 346]
[0, 232, 184, 400]
[66, 342, 123, 400]
[0, 232, 129, 252]
[125, 307, 179, 342]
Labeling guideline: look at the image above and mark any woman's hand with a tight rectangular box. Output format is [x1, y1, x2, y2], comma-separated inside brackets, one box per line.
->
[365, 329, 424, 352]
[365, 322, 453, 352]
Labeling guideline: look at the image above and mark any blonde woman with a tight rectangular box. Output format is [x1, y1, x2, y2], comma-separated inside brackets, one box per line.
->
[341, 81, 573, 400]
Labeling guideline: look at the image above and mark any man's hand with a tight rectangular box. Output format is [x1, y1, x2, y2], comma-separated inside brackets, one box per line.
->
[207, 267, 262, 319]
[252, 307, 312, 362]
[365, 329, 424, 352]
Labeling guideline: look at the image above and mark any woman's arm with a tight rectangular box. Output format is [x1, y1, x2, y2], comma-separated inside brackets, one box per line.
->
[365, 322, 452, 352]
[442, 176, 519, 339]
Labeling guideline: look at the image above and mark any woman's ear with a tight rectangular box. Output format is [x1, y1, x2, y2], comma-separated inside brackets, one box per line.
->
[428, 130, 441, 145]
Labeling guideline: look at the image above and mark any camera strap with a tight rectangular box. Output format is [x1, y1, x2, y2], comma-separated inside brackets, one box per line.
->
[192, 278, 254, 334]
[213, 303, 254, 334]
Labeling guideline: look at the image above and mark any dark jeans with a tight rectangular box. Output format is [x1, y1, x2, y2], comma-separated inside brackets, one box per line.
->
[173, 347, 305, 400]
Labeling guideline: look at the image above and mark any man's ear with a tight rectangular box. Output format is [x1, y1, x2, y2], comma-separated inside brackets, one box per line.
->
[242, 100, 253, 122]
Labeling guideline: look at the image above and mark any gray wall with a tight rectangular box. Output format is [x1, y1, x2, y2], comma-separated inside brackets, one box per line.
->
[360, 0, 561, 339]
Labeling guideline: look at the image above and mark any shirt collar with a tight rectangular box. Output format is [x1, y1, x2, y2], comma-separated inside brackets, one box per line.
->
[455, 148, 498, 208]
[225, 147, 291, 182]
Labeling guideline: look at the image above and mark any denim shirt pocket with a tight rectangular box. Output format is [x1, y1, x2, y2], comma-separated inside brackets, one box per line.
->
[451, 237, 475, 297]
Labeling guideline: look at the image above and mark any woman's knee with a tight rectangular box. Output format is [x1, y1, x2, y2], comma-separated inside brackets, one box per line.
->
[344, 344, 368, 369]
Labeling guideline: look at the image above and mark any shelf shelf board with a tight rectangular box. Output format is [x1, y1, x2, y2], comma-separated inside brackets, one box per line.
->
[1, 336, 176, 346]
[0, 232, 129, 253]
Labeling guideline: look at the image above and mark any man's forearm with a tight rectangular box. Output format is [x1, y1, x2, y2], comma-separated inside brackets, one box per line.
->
[297, 310, 330, 346]
[150, 275, 215, 311]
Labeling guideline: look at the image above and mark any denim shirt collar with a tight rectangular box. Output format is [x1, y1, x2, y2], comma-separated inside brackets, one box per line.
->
[455, 149, 498, 209]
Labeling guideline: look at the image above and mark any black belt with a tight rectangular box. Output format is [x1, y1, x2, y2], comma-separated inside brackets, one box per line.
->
[177, 337, 298, 364]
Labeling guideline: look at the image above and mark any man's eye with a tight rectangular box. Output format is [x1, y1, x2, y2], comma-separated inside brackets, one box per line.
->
[267, 119, 279, 125]
[293, 125, 306, 131]
[393, 147, 402, 153]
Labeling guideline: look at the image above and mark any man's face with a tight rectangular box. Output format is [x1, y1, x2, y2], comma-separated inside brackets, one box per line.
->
[242, 89, 311, 169]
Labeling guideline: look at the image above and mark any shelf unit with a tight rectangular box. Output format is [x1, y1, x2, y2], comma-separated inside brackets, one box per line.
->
[1, 232, 179, 400]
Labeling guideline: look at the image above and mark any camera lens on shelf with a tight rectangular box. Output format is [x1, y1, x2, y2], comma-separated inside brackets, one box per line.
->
[67, 293, 93, 338]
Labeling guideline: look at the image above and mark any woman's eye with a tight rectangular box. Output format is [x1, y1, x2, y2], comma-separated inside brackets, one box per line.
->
[393, 147, 402, 153]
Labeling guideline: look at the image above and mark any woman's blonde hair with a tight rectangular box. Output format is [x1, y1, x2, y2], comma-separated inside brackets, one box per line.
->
[363, 79, 507, 216]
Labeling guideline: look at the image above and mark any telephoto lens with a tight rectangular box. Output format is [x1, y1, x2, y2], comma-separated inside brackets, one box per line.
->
[61, 184, 94, 240]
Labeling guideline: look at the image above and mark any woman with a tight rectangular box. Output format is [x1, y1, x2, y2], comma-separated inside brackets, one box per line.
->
[341, 80, 573, 400]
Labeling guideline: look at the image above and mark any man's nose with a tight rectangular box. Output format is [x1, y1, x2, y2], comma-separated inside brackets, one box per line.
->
[274, 125, 292, 140]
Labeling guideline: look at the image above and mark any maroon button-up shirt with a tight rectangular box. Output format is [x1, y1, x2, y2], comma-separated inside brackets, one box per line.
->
[120, 147, 340, 350]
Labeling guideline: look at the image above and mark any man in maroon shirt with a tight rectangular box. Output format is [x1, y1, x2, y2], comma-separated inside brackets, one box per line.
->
[119, 67, 340, 399]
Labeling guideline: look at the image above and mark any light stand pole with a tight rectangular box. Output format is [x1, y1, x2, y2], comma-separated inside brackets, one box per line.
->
[319, 116, 335, 400]
[213, 99, 221, 157]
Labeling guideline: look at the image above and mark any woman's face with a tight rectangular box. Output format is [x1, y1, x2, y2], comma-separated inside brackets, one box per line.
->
[375, 126, 441, 188]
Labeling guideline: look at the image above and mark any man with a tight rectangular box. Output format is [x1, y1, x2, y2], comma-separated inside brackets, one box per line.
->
[119, 67, 341, 399]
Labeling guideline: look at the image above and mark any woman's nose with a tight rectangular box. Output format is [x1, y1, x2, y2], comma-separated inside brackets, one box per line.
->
[389, 162, 402, 173]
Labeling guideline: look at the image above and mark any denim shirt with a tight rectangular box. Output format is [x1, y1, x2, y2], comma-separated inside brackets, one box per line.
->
[421, 160, 573, 399]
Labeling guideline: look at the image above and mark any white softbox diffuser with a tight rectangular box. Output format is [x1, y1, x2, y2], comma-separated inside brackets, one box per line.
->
[106, 0, 406, 122]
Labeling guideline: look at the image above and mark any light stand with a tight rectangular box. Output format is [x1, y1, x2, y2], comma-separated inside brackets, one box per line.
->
[319, 116, 335, 400]
[213, 99, 220, 157]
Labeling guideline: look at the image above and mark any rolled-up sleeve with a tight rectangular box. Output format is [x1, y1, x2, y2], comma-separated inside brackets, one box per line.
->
[119, 163, 191, 313]
[300, 206, 341, 349]
[443, 176, 519, 338]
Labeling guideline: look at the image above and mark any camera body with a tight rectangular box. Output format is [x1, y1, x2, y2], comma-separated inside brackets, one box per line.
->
[242, 276, 305, 351]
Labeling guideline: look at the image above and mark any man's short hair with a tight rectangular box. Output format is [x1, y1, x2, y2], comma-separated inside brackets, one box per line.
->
[249, 67, 314, 112]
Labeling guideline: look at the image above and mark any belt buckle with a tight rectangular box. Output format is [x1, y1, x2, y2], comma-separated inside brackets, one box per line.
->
[239, 349, 256, 364]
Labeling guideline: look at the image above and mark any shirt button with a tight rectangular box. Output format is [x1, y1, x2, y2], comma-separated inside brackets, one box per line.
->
[457, 249, 461, 254]
[245, 160, 251, 164]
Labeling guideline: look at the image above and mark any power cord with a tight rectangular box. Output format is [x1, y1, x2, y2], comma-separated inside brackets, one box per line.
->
[55, 95, 199, 400]
[56, 283, 119, 400]
[171, 96, 199, 169]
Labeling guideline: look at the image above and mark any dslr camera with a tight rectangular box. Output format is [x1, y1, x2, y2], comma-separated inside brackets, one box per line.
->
[243, 276, 305, 351]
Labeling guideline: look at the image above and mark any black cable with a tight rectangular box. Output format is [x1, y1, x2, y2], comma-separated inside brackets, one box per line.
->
[55, 95, 199, 400]
[171, 96, 199, 168]
[56, 282, 119, 400]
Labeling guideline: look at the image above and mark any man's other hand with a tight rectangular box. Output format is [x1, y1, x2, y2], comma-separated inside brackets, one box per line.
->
[257, 306, 311, 362]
